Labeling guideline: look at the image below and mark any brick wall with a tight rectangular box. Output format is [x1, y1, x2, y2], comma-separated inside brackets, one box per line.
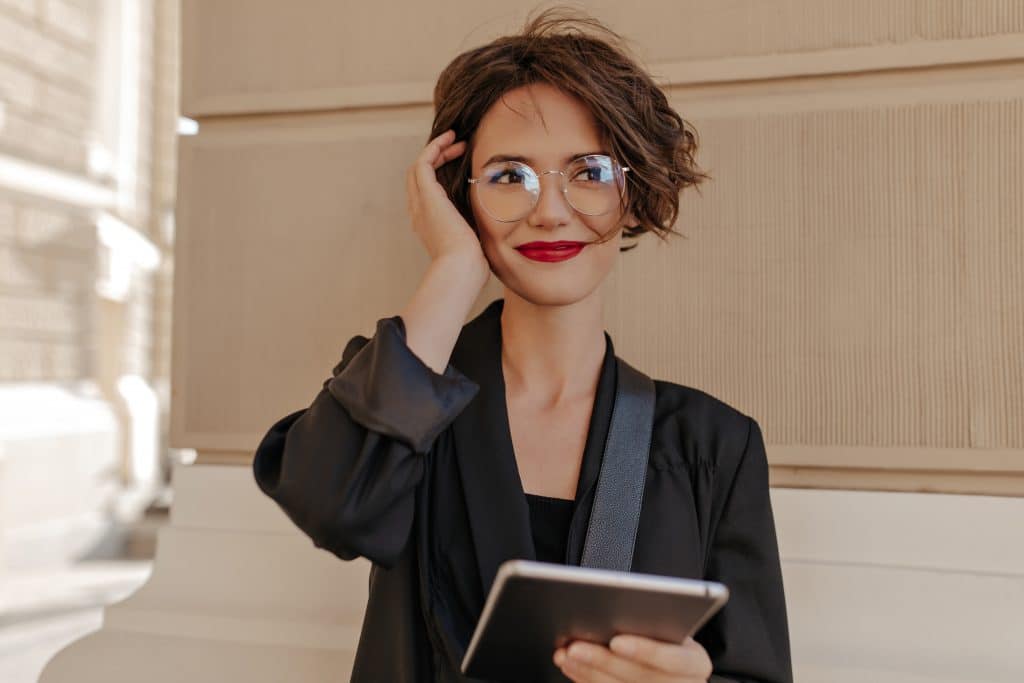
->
[0, 0, 180, 568]
[0, 0, 97, 175]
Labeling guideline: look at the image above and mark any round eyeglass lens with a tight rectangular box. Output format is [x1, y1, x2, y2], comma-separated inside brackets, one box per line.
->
[475, 156, 625, 222]
[564, 156, 625, 217]
[476, 162, 540, 222]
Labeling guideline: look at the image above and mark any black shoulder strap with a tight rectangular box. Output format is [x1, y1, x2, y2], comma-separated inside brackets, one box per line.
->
[580, 357, 656, 572]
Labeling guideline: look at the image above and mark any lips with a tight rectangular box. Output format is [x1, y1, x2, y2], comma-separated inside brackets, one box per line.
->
[514, 240, 587, 263]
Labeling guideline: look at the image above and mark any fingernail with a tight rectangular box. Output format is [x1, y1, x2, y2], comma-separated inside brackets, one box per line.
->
[568, 644, 590, 662]
[611, 636, 635, 655]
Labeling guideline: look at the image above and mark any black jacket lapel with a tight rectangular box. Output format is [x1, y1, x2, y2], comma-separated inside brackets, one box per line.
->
[449, 298, 621, 591]
[450, 300, 536, 596]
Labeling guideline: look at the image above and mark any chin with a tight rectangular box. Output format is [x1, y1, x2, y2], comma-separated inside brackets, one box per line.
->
[510, 285, 597, 307]
[493, 260, 606, 308]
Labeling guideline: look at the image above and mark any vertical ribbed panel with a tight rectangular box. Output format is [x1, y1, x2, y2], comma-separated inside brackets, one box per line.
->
[173, 0, 1024, 462]
[963, 98, 1024, 449]
[627, 0, 1024, 61]
[607, 99, 1024, 450]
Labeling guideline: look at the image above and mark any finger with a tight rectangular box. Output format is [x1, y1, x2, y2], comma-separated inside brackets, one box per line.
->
[559, 654, 622, 683]
[562, 641, 660, 683]
[417, 129, 456, 172]
[415, 131, 459, 197]
[432, 140, 466, 170]
[609, 635, 712, 678]
[429, 128, 456, 146]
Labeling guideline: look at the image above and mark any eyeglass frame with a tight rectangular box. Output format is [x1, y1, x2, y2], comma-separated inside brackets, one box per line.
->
[466, 154, 631, 223]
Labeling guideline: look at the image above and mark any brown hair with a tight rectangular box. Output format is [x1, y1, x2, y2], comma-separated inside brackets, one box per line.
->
[430, 6, 708, 250]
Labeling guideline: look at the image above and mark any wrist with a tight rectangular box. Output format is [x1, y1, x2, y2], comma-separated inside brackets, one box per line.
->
[432, 250, 490, 288]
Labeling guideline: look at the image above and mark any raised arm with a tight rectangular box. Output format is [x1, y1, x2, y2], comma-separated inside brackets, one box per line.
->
[252, 308, 478, 567]
[253, 129, 490, 567]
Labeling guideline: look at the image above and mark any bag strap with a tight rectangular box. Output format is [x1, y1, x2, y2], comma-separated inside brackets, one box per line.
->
[580, 357, 656, 572]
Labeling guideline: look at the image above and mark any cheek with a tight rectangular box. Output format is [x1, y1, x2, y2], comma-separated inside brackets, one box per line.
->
[585, 221, 623, 272]
[569, 217, 618, 267]
[590, 236, 620, 272]
[470, 197, 513, 252]
[469, 193, 489, 238]
[581, 214, 624, 248]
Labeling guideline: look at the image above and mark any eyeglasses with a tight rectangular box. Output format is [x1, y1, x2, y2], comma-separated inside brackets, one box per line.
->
[467, 154, 630, 223]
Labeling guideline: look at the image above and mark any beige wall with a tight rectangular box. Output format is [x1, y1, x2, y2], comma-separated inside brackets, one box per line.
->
[175, 0, 1023, 496]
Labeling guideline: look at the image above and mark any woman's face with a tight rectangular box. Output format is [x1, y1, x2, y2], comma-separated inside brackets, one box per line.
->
[469, 82, 629, 307]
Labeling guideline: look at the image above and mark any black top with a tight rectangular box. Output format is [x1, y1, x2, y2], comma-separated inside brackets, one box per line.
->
[525, 494, 575, 564]
[252, 298, 792, 683]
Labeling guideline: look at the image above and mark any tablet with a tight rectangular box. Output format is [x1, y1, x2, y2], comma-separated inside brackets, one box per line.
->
[460, 559, 729, 682]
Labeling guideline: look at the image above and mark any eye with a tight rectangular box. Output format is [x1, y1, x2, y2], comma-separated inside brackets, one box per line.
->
[572, 166, 605, 182]
[493, 169, 527, 184]
[483, 164, 530, 185]
[571, 162, 614, 183]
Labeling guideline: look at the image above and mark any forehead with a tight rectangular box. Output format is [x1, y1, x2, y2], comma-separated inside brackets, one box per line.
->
[472, 83, 604, 168]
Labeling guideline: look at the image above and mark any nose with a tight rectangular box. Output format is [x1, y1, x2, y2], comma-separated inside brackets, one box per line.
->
[526, 171, 572, 229]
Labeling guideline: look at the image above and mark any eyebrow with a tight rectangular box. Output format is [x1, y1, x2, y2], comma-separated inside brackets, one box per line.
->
[481, 151, 609, 167]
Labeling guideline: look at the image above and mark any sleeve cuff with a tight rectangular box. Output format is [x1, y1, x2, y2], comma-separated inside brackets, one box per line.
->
[326, 315, 479, 453]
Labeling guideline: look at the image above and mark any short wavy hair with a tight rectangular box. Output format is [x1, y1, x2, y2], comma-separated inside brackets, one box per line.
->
[430, 6, 708, 250]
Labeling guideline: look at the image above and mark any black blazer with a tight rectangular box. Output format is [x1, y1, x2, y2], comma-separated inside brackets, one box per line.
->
[253, 299, 792, 682]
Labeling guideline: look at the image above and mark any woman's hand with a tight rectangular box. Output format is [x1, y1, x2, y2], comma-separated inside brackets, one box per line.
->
[405, 129, 488, 277]
[553, 635, 713, 683]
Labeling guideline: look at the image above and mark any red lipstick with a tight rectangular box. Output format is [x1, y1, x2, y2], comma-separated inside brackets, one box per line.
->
[514, 240, 586, 262]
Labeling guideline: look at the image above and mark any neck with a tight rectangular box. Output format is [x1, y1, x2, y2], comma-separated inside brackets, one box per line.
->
[499, 288, 607, 406]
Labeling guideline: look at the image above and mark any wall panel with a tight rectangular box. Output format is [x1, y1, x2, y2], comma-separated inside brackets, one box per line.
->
[181, 1, 1024, 116]
[171, 112, 469, 447]
[174, 2, 1024, 485]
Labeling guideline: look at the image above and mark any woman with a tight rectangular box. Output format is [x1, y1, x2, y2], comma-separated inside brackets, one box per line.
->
[253, 9, 792, 683]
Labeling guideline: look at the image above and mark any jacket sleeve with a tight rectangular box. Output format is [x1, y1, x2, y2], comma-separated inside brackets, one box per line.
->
[252, 314, 479, 568]
[700, 417, 794, 683]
